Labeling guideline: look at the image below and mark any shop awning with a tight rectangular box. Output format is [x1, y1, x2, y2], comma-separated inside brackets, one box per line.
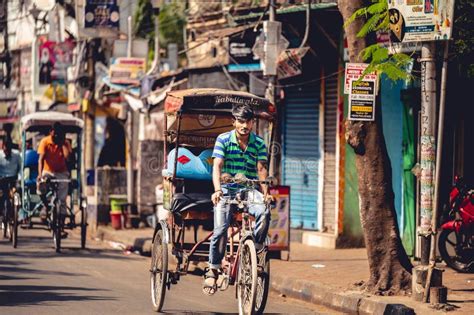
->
[233, 2, 337, 21]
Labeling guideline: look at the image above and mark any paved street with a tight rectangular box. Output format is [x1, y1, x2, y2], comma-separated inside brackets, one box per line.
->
[0, 228, 339, 314]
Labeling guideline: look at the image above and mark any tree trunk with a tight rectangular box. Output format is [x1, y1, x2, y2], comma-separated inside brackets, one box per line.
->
[338, 0, 412, 295]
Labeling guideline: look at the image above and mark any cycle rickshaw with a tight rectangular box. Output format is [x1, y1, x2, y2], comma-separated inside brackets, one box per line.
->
[150, 89, 276, 315]
[16, 111, 87, 252]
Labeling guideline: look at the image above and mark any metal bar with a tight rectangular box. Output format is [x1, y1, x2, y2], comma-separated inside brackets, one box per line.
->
[172, 113, 182, 182]
[187, 231, 213, 258]
[424, 40, 450, 303]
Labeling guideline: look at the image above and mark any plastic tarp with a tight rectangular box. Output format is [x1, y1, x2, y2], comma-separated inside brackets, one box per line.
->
[21, 111, 84, 132]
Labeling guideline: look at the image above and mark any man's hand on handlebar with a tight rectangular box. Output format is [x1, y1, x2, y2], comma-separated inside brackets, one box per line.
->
[212, 190, 223, 205]
[264, 193, 275, 205]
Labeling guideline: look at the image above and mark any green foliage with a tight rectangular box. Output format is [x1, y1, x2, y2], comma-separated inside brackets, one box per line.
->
[134, 0, 154, 39]
[158, 1, 186, 50]
[344, 0, 413, 82]
[452, 0, 474, 78]
[133, 0, 186, 64]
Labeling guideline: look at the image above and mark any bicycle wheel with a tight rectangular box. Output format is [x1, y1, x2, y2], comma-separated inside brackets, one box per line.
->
[2, 199, 8, 239]
[52, 201, 61, 253]
[255, 250, 270, 314]
[11, 193, 19, 248]
[150, 229, 168, 312]
[80, 207, 87, 249]
[237, 239, 258, 315]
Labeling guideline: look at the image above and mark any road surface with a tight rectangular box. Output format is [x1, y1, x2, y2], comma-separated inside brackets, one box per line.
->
[0, 228, 340, 314]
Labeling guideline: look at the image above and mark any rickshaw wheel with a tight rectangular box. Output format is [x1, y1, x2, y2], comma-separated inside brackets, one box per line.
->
[11, 193, 19, 248]
[81, 208, 87, 249]
[2, 200, 8, 239]
[151, 229, 168, 312]
[237, 239, 258, 315]
[254, 251, 270, 314]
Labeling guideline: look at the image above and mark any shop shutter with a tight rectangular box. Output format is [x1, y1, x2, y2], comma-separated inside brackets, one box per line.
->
[283, 85, 321, 230]
[322, 75, 338, 233]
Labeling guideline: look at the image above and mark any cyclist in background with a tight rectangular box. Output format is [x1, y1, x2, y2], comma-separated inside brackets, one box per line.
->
[37, 123, 72, 229]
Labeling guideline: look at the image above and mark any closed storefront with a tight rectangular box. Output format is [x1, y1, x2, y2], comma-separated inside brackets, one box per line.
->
[282, 84, 321, 230]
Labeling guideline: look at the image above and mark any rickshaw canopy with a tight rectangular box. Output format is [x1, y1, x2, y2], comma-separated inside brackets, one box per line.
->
[164, 88, 275, 117]
[20, 111, 84, 133]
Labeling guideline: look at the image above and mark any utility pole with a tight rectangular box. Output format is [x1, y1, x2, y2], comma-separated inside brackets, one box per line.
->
[126, 16, 135, 208]
[413, 41, 443, 302]
[265, 0, 277, 177]
[84, 40, 96, 196]
[147, 1, 160, 75]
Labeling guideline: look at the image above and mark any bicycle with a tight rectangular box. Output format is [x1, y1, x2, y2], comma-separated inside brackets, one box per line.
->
[37, 176, 72, 253]
[150, 174, 274, 315]
[0, 176, 20, 248]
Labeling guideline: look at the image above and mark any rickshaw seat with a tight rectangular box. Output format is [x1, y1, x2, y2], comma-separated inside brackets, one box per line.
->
[164, 148, 213, 180]
[24, 150, 39, 189]
[171, 193, 213, 214]
[25, 149, 39, 167]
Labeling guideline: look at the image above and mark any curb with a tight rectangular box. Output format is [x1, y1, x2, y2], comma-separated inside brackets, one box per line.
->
[89, 227, 415, 315]
[271, 274, 415, 315]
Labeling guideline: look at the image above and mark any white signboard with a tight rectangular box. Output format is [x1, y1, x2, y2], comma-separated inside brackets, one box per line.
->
[348, 78, 377, 121]
[388, 0, 455, 42]
[344, 63, 377, 94]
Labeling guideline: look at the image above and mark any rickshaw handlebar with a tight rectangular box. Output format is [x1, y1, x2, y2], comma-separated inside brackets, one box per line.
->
[220, 178, 274, 186]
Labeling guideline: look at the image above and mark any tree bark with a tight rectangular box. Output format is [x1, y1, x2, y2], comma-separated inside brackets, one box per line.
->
[338, 0, 412, 295]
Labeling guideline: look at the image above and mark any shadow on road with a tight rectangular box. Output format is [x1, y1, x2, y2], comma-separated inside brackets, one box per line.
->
[0, 265, 87, 277]
[0, 243, 135, 261]
[0, 284, 115, 307]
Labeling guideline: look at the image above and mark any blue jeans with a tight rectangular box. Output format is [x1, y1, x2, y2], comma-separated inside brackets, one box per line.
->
[208, 188, 270, 269]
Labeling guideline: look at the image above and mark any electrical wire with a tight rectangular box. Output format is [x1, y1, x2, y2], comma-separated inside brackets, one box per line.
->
[299, 0, 311, 49]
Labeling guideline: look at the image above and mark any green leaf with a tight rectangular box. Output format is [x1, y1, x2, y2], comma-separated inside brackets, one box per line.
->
[367, 2, 387, 15]
[357, 13, 383, 37]
[372, 47, 389, 63]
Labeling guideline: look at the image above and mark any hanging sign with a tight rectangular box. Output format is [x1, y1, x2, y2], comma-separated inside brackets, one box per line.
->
[344, 63, 377, 94]
[388, 0, 455, 42]
[85, 0, 120, 29]
[269, 186, 290, 252]
[0, 90, 18, 123]
[228, 27, 262, 72]
[348, 78, 376, 121]
[39, 40, 75, 84]
[109, 57, 146, 85]
[277, 47, 309, 80]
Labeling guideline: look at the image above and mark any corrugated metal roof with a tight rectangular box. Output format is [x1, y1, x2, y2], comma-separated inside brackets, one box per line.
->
[234, 2, 337, 21]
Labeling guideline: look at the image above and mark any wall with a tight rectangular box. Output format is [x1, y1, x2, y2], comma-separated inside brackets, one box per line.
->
[381, 76, 404, 233]
[93, 167, 127, 225]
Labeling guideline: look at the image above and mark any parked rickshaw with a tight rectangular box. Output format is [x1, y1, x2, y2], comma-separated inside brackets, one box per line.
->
[17, 111, 87, 252]
[150, 89, 276, 314]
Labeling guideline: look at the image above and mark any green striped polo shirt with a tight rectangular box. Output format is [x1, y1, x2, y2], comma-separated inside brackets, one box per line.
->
[212, 130, 267, 179]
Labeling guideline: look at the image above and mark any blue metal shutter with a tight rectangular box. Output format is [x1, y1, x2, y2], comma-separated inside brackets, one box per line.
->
[283, 85, 321, 230]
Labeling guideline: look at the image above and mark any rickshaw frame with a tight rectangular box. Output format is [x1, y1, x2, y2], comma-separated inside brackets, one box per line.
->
[17, 111, 87, 251]
[150, 89, 275, 314]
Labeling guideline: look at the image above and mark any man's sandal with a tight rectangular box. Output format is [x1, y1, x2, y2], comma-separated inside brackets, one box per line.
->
[202, 269, 218, 296]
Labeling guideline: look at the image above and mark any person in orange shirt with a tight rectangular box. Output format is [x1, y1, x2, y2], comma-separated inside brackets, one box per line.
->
[37, 122, 72, 221]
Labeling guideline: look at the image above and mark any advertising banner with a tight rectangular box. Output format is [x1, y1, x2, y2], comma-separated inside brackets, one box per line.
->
[388, 0, 455, 42]
[85, 0, 120, 29]
[344, 63, 377, 94]
[109, 58, 146, 85]
[39, 40, 75, 84]
[228, 28, 262, 72]
[269, 186, 290, 251]
[0, 90, 18, 123]
[277, 47, 309, 80]
[348, 78, 377, 121]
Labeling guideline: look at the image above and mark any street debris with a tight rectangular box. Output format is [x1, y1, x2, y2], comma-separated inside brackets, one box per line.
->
[311, 264, 326, 268]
